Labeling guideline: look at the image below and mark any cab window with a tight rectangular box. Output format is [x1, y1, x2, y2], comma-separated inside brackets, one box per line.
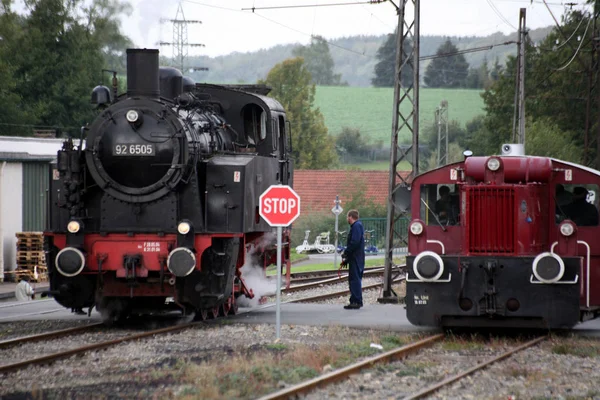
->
[555, 184, 599, 226]
[241, 104, 267, 145]
[420, 184, 461, 226]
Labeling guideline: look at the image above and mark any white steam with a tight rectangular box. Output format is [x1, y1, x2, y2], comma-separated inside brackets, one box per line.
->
[237, 232, 280, 308]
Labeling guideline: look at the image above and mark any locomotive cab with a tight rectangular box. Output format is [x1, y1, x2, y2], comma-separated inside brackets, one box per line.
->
[405, 146, 600, 329]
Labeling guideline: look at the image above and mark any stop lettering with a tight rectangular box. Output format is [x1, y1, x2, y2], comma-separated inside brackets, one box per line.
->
[259, 185, 301, 227]
[262, 198, 297, 214]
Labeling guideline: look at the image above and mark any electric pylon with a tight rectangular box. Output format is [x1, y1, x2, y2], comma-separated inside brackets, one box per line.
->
[159, 2, 208, 73]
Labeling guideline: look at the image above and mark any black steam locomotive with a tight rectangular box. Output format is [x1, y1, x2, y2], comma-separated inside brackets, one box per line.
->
[45, 49, 292, 321]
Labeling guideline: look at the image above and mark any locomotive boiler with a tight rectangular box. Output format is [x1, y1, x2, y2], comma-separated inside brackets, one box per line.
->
[45, 49, 292, 321]
[403, 144, 600, 329]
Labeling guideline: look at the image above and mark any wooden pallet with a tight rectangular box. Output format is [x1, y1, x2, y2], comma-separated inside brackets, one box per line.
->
[17, 244, 44, 251]
[16, 251, 46, 261]
[5, 266, 48, 282]
[15, 232, 43, 239]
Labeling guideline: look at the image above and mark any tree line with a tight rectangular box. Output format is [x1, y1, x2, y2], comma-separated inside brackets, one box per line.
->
[0, 0, 132, 137]
[1, 0, 596, 171]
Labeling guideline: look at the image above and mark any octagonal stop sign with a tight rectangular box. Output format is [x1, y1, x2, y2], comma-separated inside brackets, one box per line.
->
[259, 185, 301, 227]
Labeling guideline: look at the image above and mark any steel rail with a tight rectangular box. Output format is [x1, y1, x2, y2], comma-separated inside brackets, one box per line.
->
[0, 321, 202, 374]
[283, 266, 392, 280]
[0, 322, 104, 349]
[288, 276, 405, 303]
[288, 266, 399, 285]
[257, 333, 445, 400]
[404, 336, 548, 400]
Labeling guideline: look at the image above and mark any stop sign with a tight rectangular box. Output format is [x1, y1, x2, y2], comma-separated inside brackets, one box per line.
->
[259, 185, 301, 227]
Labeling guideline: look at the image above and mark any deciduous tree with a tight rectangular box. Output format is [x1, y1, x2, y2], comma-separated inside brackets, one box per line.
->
[0, 0, 30, 136]
[260, 57, 337, 169]
[292, 35, 344, 86]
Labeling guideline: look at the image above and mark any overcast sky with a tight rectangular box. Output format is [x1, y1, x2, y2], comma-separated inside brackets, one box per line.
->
[126, 0, 590, 58]
[12, 0, 592, 58]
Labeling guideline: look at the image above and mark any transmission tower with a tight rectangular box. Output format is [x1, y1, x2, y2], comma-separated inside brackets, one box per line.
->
[379, 0, 420, 303]
[158, 2, 208, 73]
[436, 100, 449, 167]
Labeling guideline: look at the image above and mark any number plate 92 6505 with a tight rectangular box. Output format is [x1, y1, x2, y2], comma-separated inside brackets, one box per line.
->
[113, 144, 155, 156]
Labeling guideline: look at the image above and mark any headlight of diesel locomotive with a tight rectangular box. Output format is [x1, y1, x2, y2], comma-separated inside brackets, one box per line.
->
[559, 222, 575, 237]
[409, 221, 424, 236]
[487, 157, 501, 171]
[126, 109, 139, 123]
[177, 221, 191, 235]
[67, 220, 81, 234]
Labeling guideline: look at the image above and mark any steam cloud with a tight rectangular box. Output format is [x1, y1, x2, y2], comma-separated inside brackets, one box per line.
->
[237, 232, 280, 308]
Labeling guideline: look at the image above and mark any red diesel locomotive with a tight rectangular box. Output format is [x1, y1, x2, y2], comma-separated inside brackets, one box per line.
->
[45, 49, 292, 322]
[405, 144, 600, 329]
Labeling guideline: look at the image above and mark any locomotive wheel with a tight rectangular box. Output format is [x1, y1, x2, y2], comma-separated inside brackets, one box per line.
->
[220, 302, 230, 317]
[210, 306, 220, 319]
[220, 296, 236, 316]
[194, 309, 208, 321]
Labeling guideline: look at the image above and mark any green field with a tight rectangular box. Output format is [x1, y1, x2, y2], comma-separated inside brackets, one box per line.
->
[314, 86, 485, 144]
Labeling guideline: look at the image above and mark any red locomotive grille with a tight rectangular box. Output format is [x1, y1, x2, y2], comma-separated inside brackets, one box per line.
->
[466, 187, 515, 253]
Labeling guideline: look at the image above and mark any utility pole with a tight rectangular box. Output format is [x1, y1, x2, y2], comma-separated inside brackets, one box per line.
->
[436, 100, 449, 167]
[379, 0, 420, 304]
[158, 2, 208, 73]
[512, 8, 526, 146]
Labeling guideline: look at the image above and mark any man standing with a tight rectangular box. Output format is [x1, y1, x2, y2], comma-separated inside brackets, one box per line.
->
[341, 209, 365, 309]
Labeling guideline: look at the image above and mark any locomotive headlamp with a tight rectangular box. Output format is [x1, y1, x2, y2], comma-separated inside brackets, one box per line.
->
[126, 109, 139, 123]
[409, 221, 424, 236]
[560, 222, 575, 237]
[487, 157, 501, 171]
[67, 220, 81, 234]
[177, 221, 191, 235]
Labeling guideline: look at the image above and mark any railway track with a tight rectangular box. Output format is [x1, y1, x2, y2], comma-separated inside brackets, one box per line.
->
[257, 334, 445, 400]
[0, 321, 205, 374]
[0, 322, 104, 349]
[286, 275, 405, 304]
[258, 335, 548, 400]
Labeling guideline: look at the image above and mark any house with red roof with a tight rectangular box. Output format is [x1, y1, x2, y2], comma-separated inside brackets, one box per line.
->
[293, 170, 411, 214]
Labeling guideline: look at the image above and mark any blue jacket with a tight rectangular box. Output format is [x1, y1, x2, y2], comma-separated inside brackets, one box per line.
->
[344, 220, 365, 269]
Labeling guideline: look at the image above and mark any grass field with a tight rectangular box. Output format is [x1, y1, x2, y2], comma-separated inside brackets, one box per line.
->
[314, 86, 485, 144]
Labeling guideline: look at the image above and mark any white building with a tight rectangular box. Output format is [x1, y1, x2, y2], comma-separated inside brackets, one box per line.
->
[0, 136, 67, 281]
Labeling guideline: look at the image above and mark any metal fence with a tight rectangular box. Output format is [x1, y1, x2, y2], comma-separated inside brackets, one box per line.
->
[355, 217, 410, 252]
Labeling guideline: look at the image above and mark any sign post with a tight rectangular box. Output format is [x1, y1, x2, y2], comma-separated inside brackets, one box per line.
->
[259, 185, 301, 340]
[331, 195, 343, 269]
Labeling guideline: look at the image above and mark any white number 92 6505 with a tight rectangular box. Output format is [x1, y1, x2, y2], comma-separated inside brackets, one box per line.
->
[113, 144, 155, 156]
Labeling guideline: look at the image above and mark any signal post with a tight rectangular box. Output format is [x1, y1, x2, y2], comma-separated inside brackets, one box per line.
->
[259, 185, 301, 339]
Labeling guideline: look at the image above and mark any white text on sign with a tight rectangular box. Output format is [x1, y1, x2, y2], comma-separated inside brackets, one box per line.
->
[262, 198, 297, 214]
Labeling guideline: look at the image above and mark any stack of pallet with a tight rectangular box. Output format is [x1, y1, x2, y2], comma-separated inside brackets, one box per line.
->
[14, 232, 48, 282]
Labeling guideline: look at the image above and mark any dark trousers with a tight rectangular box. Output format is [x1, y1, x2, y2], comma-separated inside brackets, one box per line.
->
[348, 262, 364, 305]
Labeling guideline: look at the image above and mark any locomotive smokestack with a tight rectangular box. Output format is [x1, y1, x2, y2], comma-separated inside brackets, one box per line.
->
[126, 49, 160, 98]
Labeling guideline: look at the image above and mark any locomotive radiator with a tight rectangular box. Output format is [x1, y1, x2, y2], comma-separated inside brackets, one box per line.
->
[466, 187, 515, 254]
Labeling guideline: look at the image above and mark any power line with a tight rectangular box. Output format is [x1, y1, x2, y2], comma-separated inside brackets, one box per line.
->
[420, 41, 517, 61]
[486, 0, 519, 30]
[251, 11, 370, 56]
[241, 1, 386, 11]
[555, 15, 592, 70]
